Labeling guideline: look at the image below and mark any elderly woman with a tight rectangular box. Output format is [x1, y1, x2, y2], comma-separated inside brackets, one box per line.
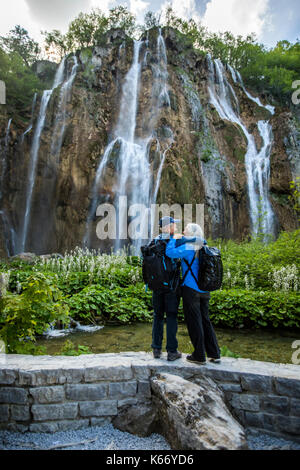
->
[166, 223, 221, 365]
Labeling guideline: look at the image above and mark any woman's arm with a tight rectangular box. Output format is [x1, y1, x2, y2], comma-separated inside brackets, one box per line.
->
[166, 238, 193, 259]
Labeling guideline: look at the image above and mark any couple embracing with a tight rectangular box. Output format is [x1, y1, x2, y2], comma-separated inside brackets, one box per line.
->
[142, 216, 221, 365]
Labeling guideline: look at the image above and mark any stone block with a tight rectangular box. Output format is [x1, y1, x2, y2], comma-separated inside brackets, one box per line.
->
[32, 403, 78, 421]
[11, 405, 30, 421]
[231, 393, 260, 412]
[244, 411, 264, 428]
[79, 400, 118, 417]
[90, 417, 112, 426]
[131, 365, 151, 380]
[108, 381, 137, 398]
[18, 371, 39, 386]
[61, 369, 84, 384]
[65, 383, 107, 401]
[241, 374, 272, 393]
[29, 419, 89, 433]
[290, 398, 300, 417]
[6, 423, 28, 432]
[276, 415, 300, 435]
[0, 387, 28, 404]
[0, 404, 9, 422]
[137, 380, 151, 398]
[118, 398, 138, 408]
[244, 412, 275, 431]
[85, 365, 133, 382]
[19, 369, 64, 386]
[30, 386, 65, 404]
[275, 378, 300, 398]
[260, 395, 289, 415]
[219, 383, 242, 393]
[202, 368, 241, 383]
[0, 369, 17, 385]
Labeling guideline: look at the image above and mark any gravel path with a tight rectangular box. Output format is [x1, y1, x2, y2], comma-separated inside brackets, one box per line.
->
[0, 425, 299, 450]
[246, 429, 300, 450]
[0, 424, 171, 450]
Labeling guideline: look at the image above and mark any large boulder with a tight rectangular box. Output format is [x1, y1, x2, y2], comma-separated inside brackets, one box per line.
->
[151, 373, 248, 450]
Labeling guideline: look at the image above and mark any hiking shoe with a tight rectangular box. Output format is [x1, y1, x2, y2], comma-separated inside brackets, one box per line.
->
[153, 348, 162, 359]
[186, 354, 206, 365]
[167, 350, 182, 361]
[208, 357, 221, 363]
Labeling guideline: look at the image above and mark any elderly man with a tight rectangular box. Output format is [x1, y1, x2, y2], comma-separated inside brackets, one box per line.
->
[150, 216, 182, 361]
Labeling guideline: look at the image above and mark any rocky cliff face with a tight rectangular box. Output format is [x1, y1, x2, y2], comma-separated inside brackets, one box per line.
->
[0, 27, 299, 257]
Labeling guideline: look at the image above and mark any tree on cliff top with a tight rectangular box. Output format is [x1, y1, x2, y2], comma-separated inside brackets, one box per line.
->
[42, 6, 136, 59]
[0, 25, 40, 67]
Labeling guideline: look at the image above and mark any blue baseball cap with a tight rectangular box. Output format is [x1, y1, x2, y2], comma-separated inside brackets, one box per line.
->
[159, 216, 181, 228]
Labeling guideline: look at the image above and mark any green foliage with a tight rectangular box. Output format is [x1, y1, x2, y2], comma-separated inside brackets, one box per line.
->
[0, 273, 70, 353]
[209, 289, 300, 329]
[55, 339, 92, 356]
[0, 230, 299, 356]
[0, 25, 40, 66]
[289, 177, 300, 221]
[220, 345, 239, 358]
[42, 6, 136, 57]
[0, 47, 43, 118]
[65, 284, 152, 324]
[159, 7, 300, 106]
[213, 229, 300, 291]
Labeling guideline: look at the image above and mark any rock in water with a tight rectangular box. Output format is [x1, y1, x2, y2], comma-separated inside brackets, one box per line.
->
[151, 373, 248, 450]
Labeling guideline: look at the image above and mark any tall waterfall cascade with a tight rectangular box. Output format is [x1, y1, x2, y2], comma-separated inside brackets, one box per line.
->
[207, 56, 276, 239]
[0, 118, 16, 255]
[19, 55, 79, 253]
[20, 57, 66, 253]
[84, 30, 173, 254]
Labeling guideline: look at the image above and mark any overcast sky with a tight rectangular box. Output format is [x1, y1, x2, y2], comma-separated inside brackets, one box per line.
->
[0, 0, 299, 49]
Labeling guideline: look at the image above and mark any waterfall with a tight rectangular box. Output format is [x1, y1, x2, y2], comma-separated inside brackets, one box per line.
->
[0, 119, 16, 256]
[207, 56, 276, 239]
[20, 93, 37, 145]
[0, 209, 16, 256]
[84, 30, 171, 253]
[0, 118, 12, 201]
[20, 58, 66, 253]
[50, 56, 78, 162]
[227, 65, 275, 115]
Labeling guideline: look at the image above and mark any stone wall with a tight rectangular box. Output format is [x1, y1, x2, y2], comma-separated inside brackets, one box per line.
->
[0, 352, 299, 441]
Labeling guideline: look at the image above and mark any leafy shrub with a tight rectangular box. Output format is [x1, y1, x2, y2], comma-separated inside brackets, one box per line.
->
[0, 272, 70, 353]
[65, 283, 152, 324]
[209, 289, 300, 329]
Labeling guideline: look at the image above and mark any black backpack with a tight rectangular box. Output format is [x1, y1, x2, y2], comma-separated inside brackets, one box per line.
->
[140, 238, 180, 292]
[182, 244, 223, 291]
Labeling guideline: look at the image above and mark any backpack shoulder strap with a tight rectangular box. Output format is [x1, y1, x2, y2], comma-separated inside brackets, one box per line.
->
[181, 251, 198, 286]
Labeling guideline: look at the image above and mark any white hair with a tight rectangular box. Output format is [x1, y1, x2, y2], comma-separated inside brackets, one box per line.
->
[185, 223, 204, 250]
[186, 223, 204, 239]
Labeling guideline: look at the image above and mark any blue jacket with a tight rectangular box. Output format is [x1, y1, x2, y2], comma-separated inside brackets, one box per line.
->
[166, 236, 209, 293]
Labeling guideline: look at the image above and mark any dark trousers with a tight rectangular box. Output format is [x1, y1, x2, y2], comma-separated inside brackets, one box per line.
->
[151, 289, 180, 353]
[182, 285, 220, 362]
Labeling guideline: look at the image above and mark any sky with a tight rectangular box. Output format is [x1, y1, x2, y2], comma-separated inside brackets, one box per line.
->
[0, 0, 299, 49]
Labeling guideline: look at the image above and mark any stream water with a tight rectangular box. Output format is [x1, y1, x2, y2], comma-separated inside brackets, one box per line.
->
[36, 322, 300, 365]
